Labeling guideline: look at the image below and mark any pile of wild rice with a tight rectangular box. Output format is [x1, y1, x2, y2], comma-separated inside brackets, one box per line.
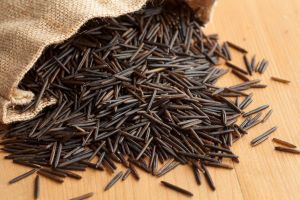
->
[2, 3, 291, 199]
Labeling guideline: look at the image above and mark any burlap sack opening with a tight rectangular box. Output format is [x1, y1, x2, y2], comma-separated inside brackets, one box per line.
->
[0, 0, 216, 124]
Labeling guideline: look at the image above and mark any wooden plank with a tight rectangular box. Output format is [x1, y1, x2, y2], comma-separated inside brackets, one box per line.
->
[207, 0, 300, 200]
[1, 0, 300, 199]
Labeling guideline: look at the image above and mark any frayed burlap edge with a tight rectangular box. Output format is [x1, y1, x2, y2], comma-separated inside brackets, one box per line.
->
[0, 95, 57, 124]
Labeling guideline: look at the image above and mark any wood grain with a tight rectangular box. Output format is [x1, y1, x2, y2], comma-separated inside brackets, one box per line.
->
[1, 0, 300, 199]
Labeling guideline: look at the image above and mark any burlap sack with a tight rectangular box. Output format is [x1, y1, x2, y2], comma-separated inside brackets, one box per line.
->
[0, 0, 216, 124]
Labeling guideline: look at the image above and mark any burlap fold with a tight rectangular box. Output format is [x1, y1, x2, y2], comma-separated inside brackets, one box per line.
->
[0, 0, 216, 124]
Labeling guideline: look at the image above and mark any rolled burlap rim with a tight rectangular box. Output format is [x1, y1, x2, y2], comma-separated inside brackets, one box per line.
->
[0, 0, 216, 124]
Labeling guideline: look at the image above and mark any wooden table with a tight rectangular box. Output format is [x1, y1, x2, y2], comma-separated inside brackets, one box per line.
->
[1, 0, 300, 199]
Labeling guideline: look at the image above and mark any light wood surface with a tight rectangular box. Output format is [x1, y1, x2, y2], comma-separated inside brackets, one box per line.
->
[1, 0, 300, 199]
